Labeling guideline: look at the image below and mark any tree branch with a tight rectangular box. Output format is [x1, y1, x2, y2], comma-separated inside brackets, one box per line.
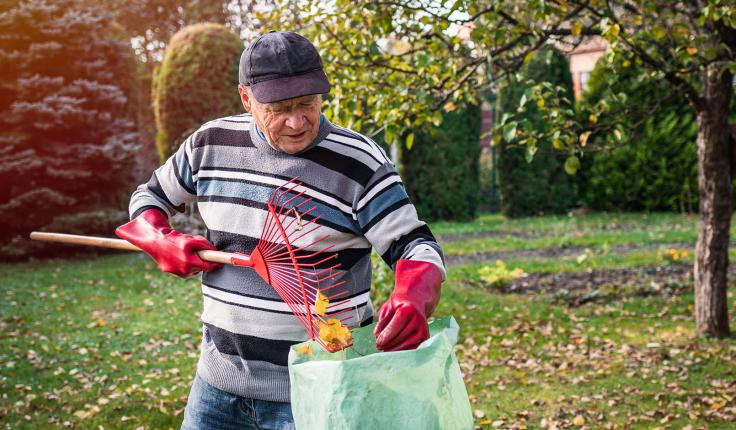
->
[603, 0, 704, 110]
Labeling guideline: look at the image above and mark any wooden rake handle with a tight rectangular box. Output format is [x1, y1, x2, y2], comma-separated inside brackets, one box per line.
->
[29, 232, 246, 266]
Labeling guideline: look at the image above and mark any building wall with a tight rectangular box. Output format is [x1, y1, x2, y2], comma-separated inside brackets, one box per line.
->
[569, 49, 605, 99]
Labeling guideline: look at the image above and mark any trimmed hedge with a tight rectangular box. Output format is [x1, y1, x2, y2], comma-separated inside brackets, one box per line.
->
[153, 23, 243, 161]
[401, 104, 482, 221]
[497, 46, 577, 217]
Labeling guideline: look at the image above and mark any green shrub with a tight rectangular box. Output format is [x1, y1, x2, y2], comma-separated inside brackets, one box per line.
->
[497, 46, 577, 217]
[370, 251, 395, 310]
[153, 23, 243, 161]
[401, 104, 482, 221]
[477, 260, 526, 292]
[578, 62, 698, 212]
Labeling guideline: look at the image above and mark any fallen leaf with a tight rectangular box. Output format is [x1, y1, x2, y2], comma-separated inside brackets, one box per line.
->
[73, 410, 89, 419]
[315, 290, 329, 316]
[296, 344, 312, 356]
[710, 400, 726, 410]
[318, 318, 352, 352]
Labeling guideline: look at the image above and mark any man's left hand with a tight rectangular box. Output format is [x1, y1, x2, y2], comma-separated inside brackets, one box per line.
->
[374, 260, 442, 351]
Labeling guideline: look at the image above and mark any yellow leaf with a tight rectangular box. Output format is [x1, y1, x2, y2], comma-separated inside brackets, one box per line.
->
[296, 344, 312, 356]
[588, 114, 598, 124]
[711, 400, 726, 410]
[572, 21, 583, 36]
[572, 415, 585, 426]
[610, 23, 620, 37]
[536, 99, 545, 108]
[315, 290, 329, 316]
[579, 131, 591, 146]
[406, 132, 415, 150]
[318, 318, 352, 352]
[523, 51, 535, 64]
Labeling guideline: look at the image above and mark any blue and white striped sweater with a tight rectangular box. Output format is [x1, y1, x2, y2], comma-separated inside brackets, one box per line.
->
[128, 113, 445, 402]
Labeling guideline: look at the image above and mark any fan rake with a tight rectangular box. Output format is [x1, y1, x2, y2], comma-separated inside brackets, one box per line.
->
[234, 177, 355, 351]
[30, 177, 355, 352]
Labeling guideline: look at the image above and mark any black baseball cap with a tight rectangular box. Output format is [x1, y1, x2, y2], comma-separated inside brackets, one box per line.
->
[239, 31, 331, 103]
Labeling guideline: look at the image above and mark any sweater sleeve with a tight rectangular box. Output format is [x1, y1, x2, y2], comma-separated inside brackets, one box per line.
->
[353, 161, 446, 280]
[128, 134, 198, 219]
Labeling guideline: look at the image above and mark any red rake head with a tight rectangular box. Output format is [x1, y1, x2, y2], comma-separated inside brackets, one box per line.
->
[229, 178, 355, 352]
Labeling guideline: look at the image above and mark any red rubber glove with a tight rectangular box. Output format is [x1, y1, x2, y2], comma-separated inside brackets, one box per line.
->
[374, 259, 442, 351]
[115, 208, 221, 278]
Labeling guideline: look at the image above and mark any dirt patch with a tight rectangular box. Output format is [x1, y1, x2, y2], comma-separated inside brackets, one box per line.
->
[444, 242, 692, 266]
[507, 265, 693, 295]
[436, 229, 542, 243]
[497, 264, 736, 306]
[435, 220, 665, 243]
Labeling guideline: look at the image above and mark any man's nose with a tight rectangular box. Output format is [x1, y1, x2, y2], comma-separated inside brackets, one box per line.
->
[285, 112, 305, 130]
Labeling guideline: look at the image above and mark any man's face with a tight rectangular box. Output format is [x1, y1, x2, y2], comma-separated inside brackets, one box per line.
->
[239, 86, 322, 154]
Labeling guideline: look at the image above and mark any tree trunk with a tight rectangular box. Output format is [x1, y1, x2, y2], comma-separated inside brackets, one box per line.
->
[694, 65, 732, 338]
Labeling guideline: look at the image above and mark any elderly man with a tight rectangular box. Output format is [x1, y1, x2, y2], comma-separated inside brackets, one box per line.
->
[116, 31, 445, 429]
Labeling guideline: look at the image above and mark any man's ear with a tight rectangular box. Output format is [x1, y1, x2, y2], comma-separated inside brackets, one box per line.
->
[238, 85, 252, 113]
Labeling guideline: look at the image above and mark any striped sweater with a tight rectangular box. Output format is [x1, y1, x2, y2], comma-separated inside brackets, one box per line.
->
[128, 113, 445, 402]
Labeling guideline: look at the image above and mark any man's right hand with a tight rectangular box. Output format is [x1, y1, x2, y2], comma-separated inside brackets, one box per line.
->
[115, 208, 222, 278]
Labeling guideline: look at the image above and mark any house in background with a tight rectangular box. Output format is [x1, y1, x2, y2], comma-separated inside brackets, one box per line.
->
[564, 36, 608, 99]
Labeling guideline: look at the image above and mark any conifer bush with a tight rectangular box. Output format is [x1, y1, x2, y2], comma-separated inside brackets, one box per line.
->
[497, 46, 577, 218]
[401, 104, 482, 221]
[0, 0, 139, 259]
[578, 62, 699, 212]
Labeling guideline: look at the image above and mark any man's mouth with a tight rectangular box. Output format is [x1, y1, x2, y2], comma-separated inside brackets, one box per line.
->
[285, 131, 308, 140]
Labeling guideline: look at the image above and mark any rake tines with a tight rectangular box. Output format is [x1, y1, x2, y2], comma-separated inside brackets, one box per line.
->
[231, 177, 354, 352]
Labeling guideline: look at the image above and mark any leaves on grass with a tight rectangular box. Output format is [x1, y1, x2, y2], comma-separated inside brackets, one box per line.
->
[456, 299, 736, 429]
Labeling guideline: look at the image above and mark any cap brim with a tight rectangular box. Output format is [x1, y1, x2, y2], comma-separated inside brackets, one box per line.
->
[250, 69, 331, 103]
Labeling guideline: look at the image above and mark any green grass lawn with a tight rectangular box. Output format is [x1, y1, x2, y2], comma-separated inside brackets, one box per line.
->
[1, 212, 735, 429]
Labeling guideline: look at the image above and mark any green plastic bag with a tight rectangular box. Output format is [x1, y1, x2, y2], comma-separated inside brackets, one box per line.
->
[288, 316, 474, 430]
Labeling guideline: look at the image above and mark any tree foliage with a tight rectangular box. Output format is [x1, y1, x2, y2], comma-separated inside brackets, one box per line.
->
[402, 104, 482, 221]
[266, 1, 735, 155]
[579, 61, 699, 212]
[270, 0, 736, 337]
[93, 0, 229, 65]
[0, 0, 139, 259]
[152, 23, 243, 161]
[497, 46, 577, 217]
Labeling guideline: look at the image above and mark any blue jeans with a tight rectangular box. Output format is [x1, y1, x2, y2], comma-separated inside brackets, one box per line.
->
[181, 374, 295, 430]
